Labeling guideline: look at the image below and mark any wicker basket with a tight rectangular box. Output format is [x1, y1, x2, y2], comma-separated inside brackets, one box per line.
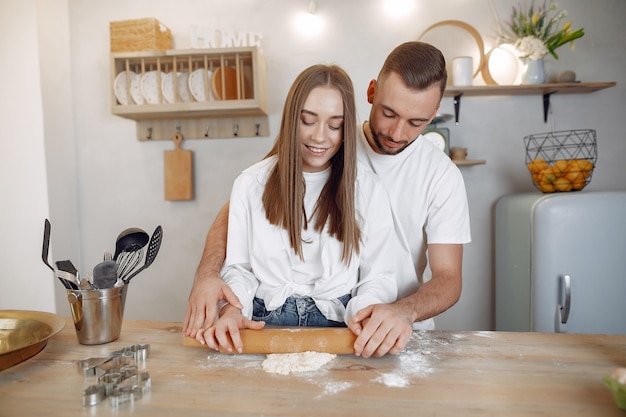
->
[110, 18, 172, 53]
[524, 129, 597, 193]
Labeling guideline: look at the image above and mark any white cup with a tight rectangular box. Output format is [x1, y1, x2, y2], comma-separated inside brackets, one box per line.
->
[452, 56, 473, 86]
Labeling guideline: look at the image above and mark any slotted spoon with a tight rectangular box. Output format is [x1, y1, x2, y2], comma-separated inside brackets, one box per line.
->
[123, 225, 162, 284]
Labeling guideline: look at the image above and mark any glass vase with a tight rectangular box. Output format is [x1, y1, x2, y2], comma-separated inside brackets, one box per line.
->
[521, 57, 547, 85]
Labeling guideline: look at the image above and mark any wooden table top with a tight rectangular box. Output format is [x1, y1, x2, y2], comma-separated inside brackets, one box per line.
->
[0, 318, 624, 416]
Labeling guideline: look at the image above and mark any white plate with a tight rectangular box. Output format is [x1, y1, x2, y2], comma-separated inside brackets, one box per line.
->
[130, 73, 144, 105]
[114, 71, 139, 105]
[141, 71, 166, 104]
[161, 72, 191, 103]
[422, 131, 446, 152]
[188, 68, 214, 102]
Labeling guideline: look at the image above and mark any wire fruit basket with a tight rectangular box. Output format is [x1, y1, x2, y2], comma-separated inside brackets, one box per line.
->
[524, 129, 597, 193]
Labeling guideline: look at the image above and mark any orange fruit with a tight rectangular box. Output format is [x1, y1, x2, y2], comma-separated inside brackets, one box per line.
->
[527, 158, 548, 173]
[531, 172, 542, 183]
[553, 159, 569, 176]
[564, 169, 584, 183]
[568, 159, 594, 175]
[571, 176, 587, 190]
[553, 177, 573, 192]
[537, 181, 555, 193]
[539, 167, 557, 184]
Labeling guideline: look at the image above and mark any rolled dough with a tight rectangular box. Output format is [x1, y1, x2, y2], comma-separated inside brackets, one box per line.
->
[262, 351, 336, 375]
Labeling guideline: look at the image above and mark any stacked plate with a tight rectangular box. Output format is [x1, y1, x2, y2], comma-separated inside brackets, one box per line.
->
[115, 68, 223, 105]
[188, 69, 216, 102]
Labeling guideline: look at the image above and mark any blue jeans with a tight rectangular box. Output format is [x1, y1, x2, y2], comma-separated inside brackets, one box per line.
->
[252, 294, 350, 327]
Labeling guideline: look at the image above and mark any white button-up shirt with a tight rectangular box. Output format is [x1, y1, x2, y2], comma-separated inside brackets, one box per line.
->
[222, 156, 413, 324]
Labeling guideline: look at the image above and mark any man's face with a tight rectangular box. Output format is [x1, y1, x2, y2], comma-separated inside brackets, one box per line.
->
[367, 72, 441, 155]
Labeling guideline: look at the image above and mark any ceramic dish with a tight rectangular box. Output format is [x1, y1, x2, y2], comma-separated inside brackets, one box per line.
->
[130, 73, 145, 105]
[162, 71, 191, 103]
[0, 310, 66, 371]
[141, 71, 166, 104]
[188, 68, 214, 102]
[422, 131, 446, 152]
[114, 71, 139, 105]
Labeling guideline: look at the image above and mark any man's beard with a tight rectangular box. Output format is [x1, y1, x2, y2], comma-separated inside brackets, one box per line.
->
[369, 123, 413, 156]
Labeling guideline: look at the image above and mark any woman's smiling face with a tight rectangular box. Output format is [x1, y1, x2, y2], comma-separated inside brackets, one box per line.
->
[299, 86, 344, 172]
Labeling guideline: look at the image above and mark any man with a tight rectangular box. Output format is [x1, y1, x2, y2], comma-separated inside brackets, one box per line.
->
[183, 41, 471, 358]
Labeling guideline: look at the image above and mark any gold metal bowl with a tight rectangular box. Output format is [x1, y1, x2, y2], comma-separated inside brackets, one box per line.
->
[0, 310, 66, 371]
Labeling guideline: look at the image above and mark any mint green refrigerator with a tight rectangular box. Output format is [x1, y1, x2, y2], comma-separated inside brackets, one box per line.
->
[495, 191, 626, 334]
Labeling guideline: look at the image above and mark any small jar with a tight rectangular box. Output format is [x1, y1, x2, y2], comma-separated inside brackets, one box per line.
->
[450, 147, 468, 161]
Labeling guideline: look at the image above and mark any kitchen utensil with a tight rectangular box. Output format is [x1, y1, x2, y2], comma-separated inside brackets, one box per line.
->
[42, 219, 78, 290]
[212, 65, 251, 100]
[66, 285, 128, 345]
[113, 228, 149, 261]
[183, 327, 356, 354]
[164, 133, 193, 201]
[41, 219, 53, 272]
[117, 249, 143, 282]
[55, 270, 80, 290]
[123, 225, 162, 284]
[104, 250, 113, 261]
[92, 260, 119, 289]
[78, 272, 95, 290]
[56, 260, 78, 276]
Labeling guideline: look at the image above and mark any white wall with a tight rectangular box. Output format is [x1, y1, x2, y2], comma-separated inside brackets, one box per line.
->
[0, 0, 55, 312]
[3, 0, 625, 329]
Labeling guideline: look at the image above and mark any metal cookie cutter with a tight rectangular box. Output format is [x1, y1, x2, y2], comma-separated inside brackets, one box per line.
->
[109, 386, 137, 407]
[78, 344, 151, 407]
[112, 344, 150, 364]
[82, 384, 106, 406]
[77, 357, 110, 377]
[98, 371, 124, 395]
[109, 373, 151, 407]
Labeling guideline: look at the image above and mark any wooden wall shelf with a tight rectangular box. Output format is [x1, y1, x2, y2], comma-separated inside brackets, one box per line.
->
[443, 82, 617, 123]
[454, 159, 486, 166]
[110, 46, 269, 140]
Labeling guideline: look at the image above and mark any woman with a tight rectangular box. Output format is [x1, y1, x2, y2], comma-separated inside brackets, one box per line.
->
[202, 64, 409, 353]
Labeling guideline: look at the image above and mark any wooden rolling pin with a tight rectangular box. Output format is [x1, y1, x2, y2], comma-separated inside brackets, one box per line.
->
[183, 327, 356, 354]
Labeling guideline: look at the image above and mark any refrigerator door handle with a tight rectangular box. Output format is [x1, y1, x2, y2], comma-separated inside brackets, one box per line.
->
[558, 274, 571, 324]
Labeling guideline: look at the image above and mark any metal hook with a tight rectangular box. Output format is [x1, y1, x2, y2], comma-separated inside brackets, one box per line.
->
[255, 123, 260, 136]
[175, 125, 182, 134]
[233, 123, 239, 137]
[204, 125, 210, 138]
[147, 127, 153, 140]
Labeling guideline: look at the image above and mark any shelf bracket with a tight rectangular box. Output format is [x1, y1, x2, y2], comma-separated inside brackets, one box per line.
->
[542, 91, 556, 123]
[453, 93, 463, 124]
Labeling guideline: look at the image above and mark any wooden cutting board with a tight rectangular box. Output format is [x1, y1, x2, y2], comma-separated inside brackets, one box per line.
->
[164, 133, 193, 200]
[212, 66, 252, 100]
[183, 327, 356, 354]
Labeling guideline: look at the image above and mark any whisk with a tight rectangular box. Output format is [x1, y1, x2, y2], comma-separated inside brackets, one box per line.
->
[116, 248, 144, 281]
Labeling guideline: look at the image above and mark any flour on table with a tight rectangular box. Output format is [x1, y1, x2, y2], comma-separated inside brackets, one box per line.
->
[375, 372, 409, 387]
[262, 351, 336, 375]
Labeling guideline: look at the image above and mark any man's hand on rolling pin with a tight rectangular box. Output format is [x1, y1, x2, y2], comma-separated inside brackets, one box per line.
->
[348, 303, 413, 358]
[201, 305, 265, 353]
[183, 276, 243, 339]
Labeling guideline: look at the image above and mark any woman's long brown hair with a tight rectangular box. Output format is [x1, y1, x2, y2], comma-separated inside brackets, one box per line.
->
[262, 64, 360, 264]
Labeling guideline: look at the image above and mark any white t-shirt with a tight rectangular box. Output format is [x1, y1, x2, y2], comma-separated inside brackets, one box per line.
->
[222, 155, 408, 324]
[357, 123, 472, 329]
